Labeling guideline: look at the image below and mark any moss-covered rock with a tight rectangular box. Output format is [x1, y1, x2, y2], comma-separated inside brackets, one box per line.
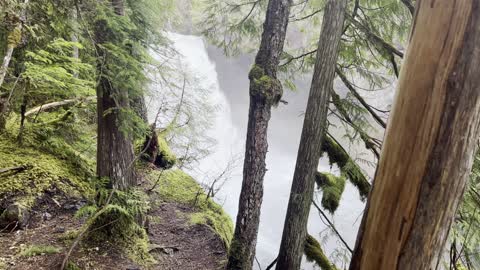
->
[0, 203, 30, 228]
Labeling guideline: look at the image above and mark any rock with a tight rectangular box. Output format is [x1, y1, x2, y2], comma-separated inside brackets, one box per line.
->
[63, 200, 85, 211]
[54, 226, 65, 233]
[0, 203, 30, 229]
[42, 212, 53, 221]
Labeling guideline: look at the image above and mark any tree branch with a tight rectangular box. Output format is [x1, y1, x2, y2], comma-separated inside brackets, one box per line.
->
[25, 96, 95, 117]
[335, 67, 387, 128]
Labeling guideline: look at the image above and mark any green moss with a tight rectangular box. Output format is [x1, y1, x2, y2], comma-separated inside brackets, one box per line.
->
[65, 261, 81, 270]
[321, 135, 370, 200]
[19, 245, 61, 257]
[149, 169, 234, 247]
[248, 64, 265, 80]
[58, 229, 80, 243]
[78, 189, 153, 266]
[156, 136, 176, 169]
[83, 202, 154, 266]
[7, 27, 21, 47]
[248, 64, 283, 106]
[0, 134, 93, 207]
[315, 172, 346, 213]
[304, 235, 337, 270]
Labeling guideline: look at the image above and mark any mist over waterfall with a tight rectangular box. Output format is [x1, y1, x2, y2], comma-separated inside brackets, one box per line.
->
[150, 33, 369, 270]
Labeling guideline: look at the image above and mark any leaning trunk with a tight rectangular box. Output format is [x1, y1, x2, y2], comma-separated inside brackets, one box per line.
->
[0, 45, 15, 89]
[95, 0, 136, 190]
[275, 1, 347, 269]
[226, 0, 292, 269]
[0, 0, 29, 130]
[349, 1, 480, 269]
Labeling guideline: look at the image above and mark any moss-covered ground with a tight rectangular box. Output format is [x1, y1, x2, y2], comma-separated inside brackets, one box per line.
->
[148, 169, 234, 248]
[0, 110, 232, 269]
[0, 134, 93, 208]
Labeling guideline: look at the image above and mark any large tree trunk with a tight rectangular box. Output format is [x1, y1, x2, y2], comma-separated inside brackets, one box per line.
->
[349, 1, 480, 269]
[95, 0, 136, 190]
[275, 1, 347, 269]
[226, 0, 292, 269]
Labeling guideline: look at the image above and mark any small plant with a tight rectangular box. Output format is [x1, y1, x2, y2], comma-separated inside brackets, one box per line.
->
[65, 261, 81, 270]
[20, 245, 61, 257]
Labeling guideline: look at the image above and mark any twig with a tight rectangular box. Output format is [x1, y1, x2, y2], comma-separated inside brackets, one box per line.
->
[265, 257, 278, 270]
[312, 200, 353, 253]
[255, 256, 262, 270]
[0, 165, 28, 174]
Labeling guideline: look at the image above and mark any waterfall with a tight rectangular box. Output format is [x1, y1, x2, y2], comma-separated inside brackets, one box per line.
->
[150, 33, 367, 270]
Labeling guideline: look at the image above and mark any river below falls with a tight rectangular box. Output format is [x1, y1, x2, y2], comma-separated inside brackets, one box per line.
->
[151, 33, 376, 270]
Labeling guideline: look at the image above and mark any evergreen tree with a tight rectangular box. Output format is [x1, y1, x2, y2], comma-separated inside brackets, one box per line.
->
[275, 0, 347, 269]
[227, 0, 292, 269]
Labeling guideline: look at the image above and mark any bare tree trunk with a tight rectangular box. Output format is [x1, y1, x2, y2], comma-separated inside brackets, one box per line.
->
[95, 0, 136, 190]
[275, 1, 347, 269]
[0, 0, 29, 131]
[349, 1, 480, 269]
[226, 0, 292, 269]
[0, 45, 15, 88]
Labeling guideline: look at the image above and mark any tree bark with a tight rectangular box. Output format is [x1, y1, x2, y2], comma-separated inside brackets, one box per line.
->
[349, 1, 480, 269]
[95, 0, 136, 190]
[226, 0, 292, 269]
[0, 0, 29, 131]
[275, 1, 347, 269]
[0, 45, 15, 89]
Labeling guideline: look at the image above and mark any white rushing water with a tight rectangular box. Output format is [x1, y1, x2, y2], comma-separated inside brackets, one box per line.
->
[152, 33, 370, 270]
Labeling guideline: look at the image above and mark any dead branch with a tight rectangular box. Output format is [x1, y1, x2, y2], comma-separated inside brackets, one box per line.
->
[25, 96, 95, 117]
[0, 165, 29, 174]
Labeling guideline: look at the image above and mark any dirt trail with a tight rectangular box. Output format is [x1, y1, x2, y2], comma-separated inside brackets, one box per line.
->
[0, 194, 227, 270]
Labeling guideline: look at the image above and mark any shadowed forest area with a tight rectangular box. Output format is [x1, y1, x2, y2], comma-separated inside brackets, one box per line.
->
[0, 0, 479, 270]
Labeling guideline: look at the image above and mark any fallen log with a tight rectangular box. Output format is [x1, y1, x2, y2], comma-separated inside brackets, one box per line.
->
[25, 96, 95, 117]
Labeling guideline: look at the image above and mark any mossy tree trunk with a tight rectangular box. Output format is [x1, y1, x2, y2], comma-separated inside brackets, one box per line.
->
[95, 0, 136, 190]
[226, 0, 292, 269]
[275, 1, 347, 269]
[349, 1, 480, 269]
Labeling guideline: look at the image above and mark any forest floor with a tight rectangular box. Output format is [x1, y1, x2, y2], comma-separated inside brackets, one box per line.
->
[0, 180, 228, 270]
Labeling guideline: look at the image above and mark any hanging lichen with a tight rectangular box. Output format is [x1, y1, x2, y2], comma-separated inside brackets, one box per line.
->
[248, 64, 283, 106]
[321, 135, 370, 200]
[304, 234, 337, 270]
[315, 172, 346, 213]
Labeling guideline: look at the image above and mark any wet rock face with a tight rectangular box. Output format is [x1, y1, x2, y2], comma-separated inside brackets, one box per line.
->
[0, 203, 30, 229]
